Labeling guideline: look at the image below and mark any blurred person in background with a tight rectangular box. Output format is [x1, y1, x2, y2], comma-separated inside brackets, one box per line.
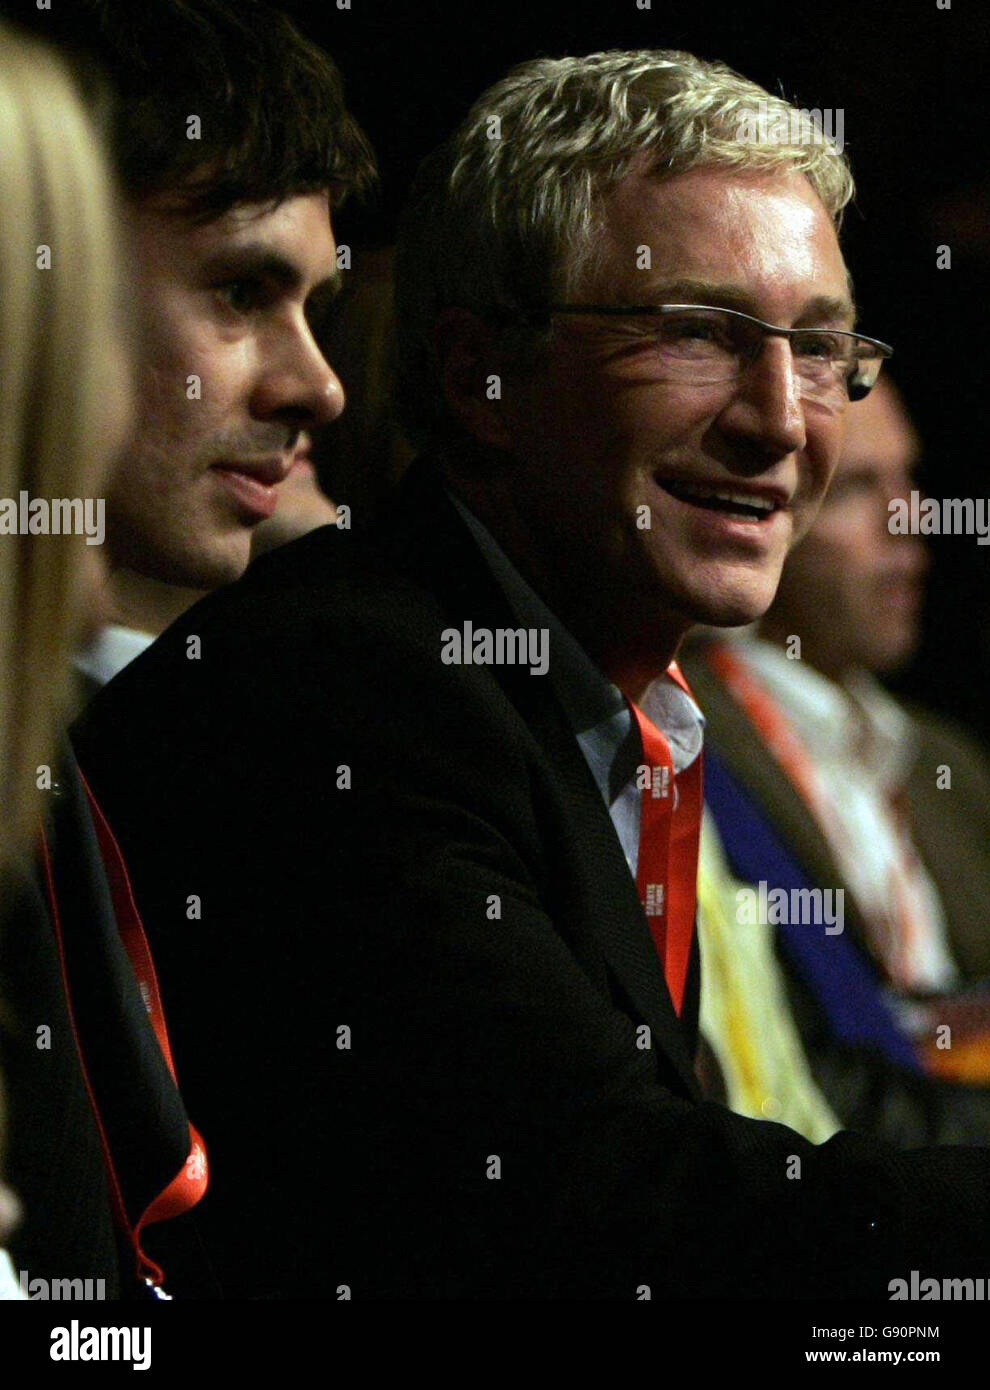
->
[684, 376, 990, 1145]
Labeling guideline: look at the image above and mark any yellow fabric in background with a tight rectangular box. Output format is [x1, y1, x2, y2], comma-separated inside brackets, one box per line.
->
[697, 811, 842, 1143]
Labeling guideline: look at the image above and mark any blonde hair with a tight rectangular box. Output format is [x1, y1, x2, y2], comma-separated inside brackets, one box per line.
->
[396, 49, 855, 444]
[0, 23, 128, 880]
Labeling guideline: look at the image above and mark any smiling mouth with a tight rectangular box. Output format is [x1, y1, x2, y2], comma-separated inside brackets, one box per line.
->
[657, 479, 781, 522]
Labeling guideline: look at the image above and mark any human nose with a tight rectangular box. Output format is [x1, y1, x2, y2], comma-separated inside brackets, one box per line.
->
[718, 335, 807, 458]
[250, 313, 346, 430]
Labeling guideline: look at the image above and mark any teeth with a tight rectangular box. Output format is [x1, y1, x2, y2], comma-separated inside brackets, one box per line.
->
[665, 481, 776, 513]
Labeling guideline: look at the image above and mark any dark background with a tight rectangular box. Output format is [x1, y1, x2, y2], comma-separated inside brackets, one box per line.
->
[276, 0, 989, 741]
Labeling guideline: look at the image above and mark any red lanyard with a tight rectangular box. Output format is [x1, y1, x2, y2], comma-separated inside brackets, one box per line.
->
[39, 775, 208, 1294]
[703, 643, 830, 814]
[628, 661, 704, 1016]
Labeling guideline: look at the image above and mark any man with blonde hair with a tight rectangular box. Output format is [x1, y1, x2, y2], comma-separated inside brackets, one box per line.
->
[76, 50, 989, 1298]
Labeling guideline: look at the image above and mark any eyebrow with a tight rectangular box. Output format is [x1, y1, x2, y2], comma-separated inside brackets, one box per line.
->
[636, 277, 857, 328]
[200, 243, 344, 300]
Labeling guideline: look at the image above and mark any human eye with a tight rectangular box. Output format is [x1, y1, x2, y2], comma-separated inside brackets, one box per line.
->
[793, 330, 847, 362]
[214, 278, 272, 316]
[660, 311, 725, 341]
[654, 310, 735, 357]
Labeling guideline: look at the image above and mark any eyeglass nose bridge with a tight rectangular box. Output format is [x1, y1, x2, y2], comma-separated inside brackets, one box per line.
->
[732, 321, 815, 402]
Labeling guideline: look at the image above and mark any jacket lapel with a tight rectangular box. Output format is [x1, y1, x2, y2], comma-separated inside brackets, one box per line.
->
[379, 460, 701, 1099]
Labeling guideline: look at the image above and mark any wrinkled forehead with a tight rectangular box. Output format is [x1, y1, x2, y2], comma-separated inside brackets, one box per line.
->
[585, 164, 854, 325]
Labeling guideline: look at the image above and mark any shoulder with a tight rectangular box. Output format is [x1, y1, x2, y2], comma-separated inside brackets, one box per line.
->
[903, 698, 990, 791]
[72, 512, 535, 822]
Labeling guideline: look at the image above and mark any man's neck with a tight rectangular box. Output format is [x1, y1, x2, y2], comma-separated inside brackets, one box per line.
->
[107, 567, 206, 638]
[445, 466, 688, 698]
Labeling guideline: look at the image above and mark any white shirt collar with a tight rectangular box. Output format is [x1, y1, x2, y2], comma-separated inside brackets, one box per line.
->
[75, 624, 156, 689]
[740, 636, 916, 790]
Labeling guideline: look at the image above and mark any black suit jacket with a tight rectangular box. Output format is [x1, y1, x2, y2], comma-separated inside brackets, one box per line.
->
[72, 458, 990, 1298]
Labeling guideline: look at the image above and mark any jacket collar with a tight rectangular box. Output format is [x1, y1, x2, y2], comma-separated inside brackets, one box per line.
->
[377, 458, 701, 1097]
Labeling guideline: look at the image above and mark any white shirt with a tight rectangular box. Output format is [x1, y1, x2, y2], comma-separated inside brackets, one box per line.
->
[740, 637, 958, 992]
[76, 624, 155, 689]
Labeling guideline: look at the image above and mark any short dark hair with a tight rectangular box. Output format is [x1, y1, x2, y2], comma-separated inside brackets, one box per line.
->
[51, 0, 376, 219]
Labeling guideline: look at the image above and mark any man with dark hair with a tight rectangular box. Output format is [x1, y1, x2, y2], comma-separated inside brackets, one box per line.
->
[48, 0, 375, 644]
[75, 51, 989, 1298]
